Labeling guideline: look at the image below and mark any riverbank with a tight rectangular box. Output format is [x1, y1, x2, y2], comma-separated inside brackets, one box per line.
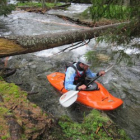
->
[0, 49, 132, 140]
[0, 78, 57, 139]
[16, 2, 71, 14]
[16, 2, 118, 27]
[0, 75, 130, 139]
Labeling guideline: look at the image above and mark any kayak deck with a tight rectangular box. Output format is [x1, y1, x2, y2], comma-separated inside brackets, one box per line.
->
[47, 72, 123, 110]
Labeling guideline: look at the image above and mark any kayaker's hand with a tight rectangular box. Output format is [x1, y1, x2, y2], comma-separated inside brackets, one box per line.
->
[78, 85, 87, 90]
[99, 71, 105, 76]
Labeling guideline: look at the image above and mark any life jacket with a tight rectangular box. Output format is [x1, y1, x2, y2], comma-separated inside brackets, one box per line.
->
[65, 62, 86, 85]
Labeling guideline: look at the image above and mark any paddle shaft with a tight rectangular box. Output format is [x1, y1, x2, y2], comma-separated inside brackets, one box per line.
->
[86, 75, 101, 87]
[86, 64, 114, 87]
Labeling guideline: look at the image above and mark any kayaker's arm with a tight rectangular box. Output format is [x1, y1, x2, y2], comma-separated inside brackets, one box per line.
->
[86, 69, 97, 78]
[86, 69, 105, 78]
[65, 67, 77, 90]
[96, 71, 105, 76]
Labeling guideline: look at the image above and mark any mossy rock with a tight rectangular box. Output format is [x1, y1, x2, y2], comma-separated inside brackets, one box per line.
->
[0, 80, 53, 139]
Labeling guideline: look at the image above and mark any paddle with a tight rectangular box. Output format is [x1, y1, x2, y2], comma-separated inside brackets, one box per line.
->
[59, 64, 114, 107]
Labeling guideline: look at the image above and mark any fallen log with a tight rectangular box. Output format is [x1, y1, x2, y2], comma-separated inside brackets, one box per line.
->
[0, 22, 127, 58]
[17, 3, 71, 14]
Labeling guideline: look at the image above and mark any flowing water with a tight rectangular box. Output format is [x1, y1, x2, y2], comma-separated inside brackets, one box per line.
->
[0, 3, 140, 140]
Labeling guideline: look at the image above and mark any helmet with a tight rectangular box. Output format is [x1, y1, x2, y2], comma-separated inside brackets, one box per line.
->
[79, 56, 91, 66]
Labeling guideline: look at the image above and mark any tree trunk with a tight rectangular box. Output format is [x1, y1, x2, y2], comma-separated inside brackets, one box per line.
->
[54, 0, 57, 5]
[0, 23, 126, 58]
[123, 0, 130, 6]
[41, 0, 46, 9]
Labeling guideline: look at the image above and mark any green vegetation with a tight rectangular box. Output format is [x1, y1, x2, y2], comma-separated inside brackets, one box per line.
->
[0, 81, 26, 101]
[90, 2, 131, 20]
[85, 51, 110, 68]
[79, 0, 140, 46]
[1, 134, 10, 140]
[0, 76, 3, 80]
[0, 106, 10, 117]
[16, 2, 62, 8]
[89, 0, 140, 45]
[59, 110, 130, 140]
[79, 1, 136, 21]
[78, 8, 91, 20]
[0, 0, 15, 16]
[0, 79, 52, 139]
[60, 0, 91, 4]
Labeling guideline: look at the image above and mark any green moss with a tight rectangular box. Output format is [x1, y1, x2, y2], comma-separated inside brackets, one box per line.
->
[0, 76, 3, 80]
[59, 109, 130, 140]
[0, 107, 9, 116]
[0, 82, 18, 94]
[17, 2, 62, 8]
[0, 81, 25, 102]
[8, 83, 20, 95]
[22, 91, 28, 96]
[21, 134, 27, 139]
[0, 107, 13, 118]
[5, 97, 10, 101]
[0, 125, 3, 130]
[84, 109, 109, 123]
[0, 80, 54, 139]
[118, 129, 129, 138]
[32, 104, 37, 108]
[1, 135, 9, 140]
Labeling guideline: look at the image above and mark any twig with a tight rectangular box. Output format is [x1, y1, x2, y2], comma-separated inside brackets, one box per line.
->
[57, 41, 83, 53]
[96, 126, 101, 134]
[69, 39, 90, 51]
[47, 39, 90, 58]
[102, 125, 114, 139]
[10, 105, 18, 110]
[0, 95, 4, 102]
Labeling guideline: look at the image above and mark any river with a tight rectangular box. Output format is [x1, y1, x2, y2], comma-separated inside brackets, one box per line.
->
[0, 2, 140, 140]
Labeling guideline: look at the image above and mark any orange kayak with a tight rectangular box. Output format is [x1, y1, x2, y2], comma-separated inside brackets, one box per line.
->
[47, 72, 123, 110]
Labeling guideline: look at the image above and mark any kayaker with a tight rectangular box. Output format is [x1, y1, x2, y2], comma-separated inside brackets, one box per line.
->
[65, 56, 105, 91]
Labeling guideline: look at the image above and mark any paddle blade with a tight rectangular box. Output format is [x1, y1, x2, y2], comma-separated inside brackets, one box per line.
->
[59, 90, 78, 107]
